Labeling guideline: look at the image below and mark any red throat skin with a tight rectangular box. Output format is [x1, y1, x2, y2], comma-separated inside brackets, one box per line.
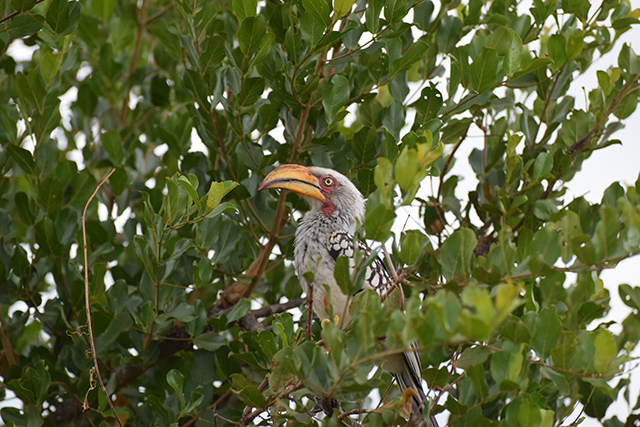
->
[322, 199, 336, 217]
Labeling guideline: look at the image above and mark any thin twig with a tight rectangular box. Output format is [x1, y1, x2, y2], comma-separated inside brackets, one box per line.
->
[81, 168, 123, 427]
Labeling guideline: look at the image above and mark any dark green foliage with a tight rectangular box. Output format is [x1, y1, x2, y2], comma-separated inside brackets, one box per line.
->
[1, 0, 640, 426]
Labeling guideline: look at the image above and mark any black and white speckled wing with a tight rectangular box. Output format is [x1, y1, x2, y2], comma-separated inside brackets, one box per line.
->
[326, 230, 396, 300]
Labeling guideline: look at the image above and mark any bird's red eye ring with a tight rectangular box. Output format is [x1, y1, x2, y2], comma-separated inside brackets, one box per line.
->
[322, 176, 334, 187]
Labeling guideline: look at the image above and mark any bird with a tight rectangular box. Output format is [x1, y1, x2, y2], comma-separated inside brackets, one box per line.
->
[258, 164, 438, 426]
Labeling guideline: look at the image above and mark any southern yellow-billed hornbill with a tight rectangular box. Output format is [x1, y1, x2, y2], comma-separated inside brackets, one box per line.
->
[259, 164, 438, 426]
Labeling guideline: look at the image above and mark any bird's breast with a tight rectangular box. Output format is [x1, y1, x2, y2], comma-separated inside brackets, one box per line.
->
[294, 216, 352, 327]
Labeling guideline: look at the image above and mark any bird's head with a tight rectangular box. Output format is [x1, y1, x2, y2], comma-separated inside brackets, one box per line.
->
[258, 164, 365, 223]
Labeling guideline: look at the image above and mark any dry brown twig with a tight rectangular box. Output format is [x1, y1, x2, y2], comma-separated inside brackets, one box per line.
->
[81, 168, 123, 427]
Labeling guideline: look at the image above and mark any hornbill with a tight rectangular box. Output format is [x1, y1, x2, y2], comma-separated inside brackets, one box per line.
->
[259, 164, 438, 426]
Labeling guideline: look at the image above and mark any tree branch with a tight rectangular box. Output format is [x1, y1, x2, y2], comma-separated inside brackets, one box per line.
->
[81, 168, 122, 427]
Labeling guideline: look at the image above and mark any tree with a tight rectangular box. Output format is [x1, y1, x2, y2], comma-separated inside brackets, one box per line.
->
[1, 0, 640, 425]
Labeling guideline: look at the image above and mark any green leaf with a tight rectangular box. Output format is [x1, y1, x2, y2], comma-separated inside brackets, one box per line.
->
[40, 52, 62, 84]
[373, 161, 394, 211]
[619, 284, 640, 311]
[32, 361, 51, 404]
[230, 374, 267, 408]
[436, 16, 462, 53]
[12, 0, 37, 12]
[207, 181, 225, 210]
[15, 71, 45, 114]
[471, 47, 498, 93]
[492, 340, 526, 388]
[389, 40, 428, 81]
[365, 0, 384, 32]
[7, 144, 36, 175]
[562, 0, 589, 21]
[46, 0, 70, 34]
[423, 366, 451, 390]
[38, 177, 62, 217]
[593, 329, 617, 374]
[591, 206, 621, 259]
[322, 74, 349, 122]
[333, 0, 354, 17]
[166, 369, 185, 406]
[194, 333, 228, 351]
[530, 307, 562, 358]
[439, 228, 477, 281]
[512, 57, 553, 79]
[301, 12, 325, 48]
[200, 35, 227, 75]
[8, 14, 43, 37]
[456, 346, 490, 369]
[334, 255, 359, 296]
[352, 126, 377, 165]
[102, 130, 124, 165]
[395, 145, 419, 195]
[35, 218, 63, 255]
[547, 34, 567, 68]
[413, 0, 433, 31]
[232, 0, 256, 22]
[91, 0, 117, 22]
[184, 69, 210, 110]
[567, 33, 583, 59]
[365, 201, 395, 242]
[414, 84, 443, 124]
[517, 400, 542, 427]
[541, 366, 571, 395]
[382, 100, 405, 141]
[467, 364, 489, 400]
[14, 192, 35, 226]
[532, 152, 553, 180]
[237, 77, 265, 107]
[384, 0, 409, 23]
[227, 298, 252, 324]
[302, 0, 331, 27]
[179, 175, 202, 214]
[238, 16, 267, 57]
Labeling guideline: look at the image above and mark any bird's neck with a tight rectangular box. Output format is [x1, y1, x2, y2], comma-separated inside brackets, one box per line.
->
[321, 199, 336, 217]
[300, 208, 357, 237]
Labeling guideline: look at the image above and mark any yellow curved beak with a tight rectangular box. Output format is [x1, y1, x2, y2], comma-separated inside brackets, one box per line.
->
[258, 164, 325, 202]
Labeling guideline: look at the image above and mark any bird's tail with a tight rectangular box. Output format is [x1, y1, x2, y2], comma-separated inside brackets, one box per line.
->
[394, 346, 439, 427]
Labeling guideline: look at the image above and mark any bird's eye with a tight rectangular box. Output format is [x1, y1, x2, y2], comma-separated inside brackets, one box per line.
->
[323, 177, 334, 187]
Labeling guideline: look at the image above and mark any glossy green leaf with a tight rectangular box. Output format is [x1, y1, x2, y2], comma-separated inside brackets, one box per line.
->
[237, 77, 265, 107]
[102, 130, 124, 165]
[300, 12, 324, 48]
[233, 0, 257, 22]
[12, 0, 37, 12]
[231, 374, 268, 407]
[471, 47, 498, 93]
[389, 40, 428, 81]
[239, 16, 267, 57]
[46, 0, 70, 33]
[439, 228, 477, 281]
[333, 0, 354, 17]
[322, 74, 349, 122]
[301, 0, 330, 27]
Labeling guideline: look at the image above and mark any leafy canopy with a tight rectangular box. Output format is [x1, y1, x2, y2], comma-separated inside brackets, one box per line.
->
[1, 0, 640, 425]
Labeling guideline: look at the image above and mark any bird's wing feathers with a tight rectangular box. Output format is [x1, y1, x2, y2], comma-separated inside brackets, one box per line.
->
[326, 230, 397, 300]
[326, 231, 435, 425]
